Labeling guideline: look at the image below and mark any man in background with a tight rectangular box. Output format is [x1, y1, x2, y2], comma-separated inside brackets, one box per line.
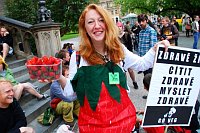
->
[0, 78, 35, 133]
[137, 14, 157, 99]
[192, 15, 200, 49]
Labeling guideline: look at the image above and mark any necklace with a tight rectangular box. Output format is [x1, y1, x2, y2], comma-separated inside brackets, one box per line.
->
[95, 50, 109, 63]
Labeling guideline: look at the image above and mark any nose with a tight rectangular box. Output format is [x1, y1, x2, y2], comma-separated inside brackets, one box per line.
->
[94, 20, 101, 28]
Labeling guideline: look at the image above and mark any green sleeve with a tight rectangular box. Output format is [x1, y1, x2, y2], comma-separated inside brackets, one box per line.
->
[5, 69, 19, 85]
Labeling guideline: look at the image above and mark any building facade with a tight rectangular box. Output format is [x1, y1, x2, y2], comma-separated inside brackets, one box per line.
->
[97, 0, 121, 23]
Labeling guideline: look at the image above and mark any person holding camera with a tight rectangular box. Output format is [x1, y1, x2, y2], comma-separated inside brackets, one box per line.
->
[160, 17, 179, 46]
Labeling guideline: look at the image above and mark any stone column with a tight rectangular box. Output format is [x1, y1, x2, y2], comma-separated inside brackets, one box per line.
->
[31, 22, 61, 57]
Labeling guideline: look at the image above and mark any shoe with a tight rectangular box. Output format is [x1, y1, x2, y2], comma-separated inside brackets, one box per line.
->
[142, 95, 147, 99]
[37, 94, 49, 101]
[34, 86, 40, 93]
[133, 81, 138, 89]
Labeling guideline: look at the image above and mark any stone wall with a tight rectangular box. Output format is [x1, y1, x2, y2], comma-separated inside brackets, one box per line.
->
[0, 0, 5, 16]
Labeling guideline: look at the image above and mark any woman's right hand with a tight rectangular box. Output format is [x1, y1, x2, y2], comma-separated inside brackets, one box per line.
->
[153, 40, 170, 52]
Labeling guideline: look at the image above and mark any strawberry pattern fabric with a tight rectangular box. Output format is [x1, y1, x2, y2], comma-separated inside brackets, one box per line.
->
[71, 61, 136, 133]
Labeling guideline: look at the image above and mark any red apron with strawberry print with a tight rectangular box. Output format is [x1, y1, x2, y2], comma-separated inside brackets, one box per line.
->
[71, 62, 136, 133]
[78, 82, 136, 133]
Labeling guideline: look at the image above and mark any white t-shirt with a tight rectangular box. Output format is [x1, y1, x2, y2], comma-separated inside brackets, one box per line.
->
[64, 45, 155, 99]
[68, 45, 155, 80]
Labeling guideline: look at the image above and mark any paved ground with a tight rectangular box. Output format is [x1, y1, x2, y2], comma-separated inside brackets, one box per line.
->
[60, 32, 200, 132]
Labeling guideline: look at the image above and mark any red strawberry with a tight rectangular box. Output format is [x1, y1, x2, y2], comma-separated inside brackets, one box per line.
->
[41, 66, 48, 72]
[53, 65, 59, 71]
[36, 58, 43, 65]
[30, 74, 36, 79]
[49, 56, 56, 64]
[55, 74, 60, 79]
[49, 72, 55, 77]
[42, 56, 50, 65]
[37, 70, 42, 76]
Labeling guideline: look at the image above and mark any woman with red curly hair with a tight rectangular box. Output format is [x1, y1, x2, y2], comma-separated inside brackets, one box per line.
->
[58, 4, 170, 133]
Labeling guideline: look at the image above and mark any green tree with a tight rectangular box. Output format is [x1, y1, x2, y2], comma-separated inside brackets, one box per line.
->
[5, 0, 37, 24]
[116, 0, 200, 18]
[46, 0, 94, 36]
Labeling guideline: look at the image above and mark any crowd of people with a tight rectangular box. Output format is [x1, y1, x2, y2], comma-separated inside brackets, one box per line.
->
[0, 3, 200, 133]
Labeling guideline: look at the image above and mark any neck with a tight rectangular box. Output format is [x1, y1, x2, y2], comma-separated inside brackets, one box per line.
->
[93, 43, 106, 55]
[0, 103, 9, 108]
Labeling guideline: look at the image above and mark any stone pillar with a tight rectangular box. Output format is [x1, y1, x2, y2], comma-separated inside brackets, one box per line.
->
[31, 22, 61, 57]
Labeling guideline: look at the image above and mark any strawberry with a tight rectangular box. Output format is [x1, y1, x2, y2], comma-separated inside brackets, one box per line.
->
[53, 65, 59, 71]
[55, 74, 60, 79]
[41, 66, 48, 72]
[37, 70, 42, 76]
[30, 74, 36, 79]
[49, 72, 55, 77]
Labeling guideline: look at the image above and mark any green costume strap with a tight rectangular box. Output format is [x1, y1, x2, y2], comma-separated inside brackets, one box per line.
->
[71, 61, 128, 111]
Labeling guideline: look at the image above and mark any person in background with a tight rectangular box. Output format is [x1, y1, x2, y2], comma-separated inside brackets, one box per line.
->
[185, 17, 192, 37]
[61, 43, 75, 56]
[68, 43, 75, 56]
[0, 56, 48, 101]
[131, 21, 141, 52]
[0, 26, 13, 59]
[117, 22, 138, 89]
[137, 14, 157, 99]
[124, 21, 133, 34]
[160, 17, 179, 46]
[56, 49, 71, 66]
[192, 15, 200, 49]
[172, 16, 179, 46]
[50, 65, 79, 127]
[182, 15, 186, 33]
[0, 78, 35, 133]
[62, 43, 70, 50]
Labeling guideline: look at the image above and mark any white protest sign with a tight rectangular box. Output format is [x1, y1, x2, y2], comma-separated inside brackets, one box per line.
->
[142, 46, 200, 127]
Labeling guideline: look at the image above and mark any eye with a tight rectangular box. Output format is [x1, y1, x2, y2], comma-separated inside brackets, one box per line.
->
[87, 20, 94, 24]
[99, 18, 104, 22]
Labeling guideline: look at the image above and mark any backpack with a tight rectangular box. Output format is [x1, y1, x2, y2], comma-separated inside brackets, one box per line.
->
[37, 107, 56, 126]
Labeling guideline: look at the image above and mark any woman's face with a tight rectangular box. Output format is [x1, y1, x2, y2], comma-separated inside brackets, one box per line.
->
[85, 9, 106, 44]
[118, 25, 123, 33]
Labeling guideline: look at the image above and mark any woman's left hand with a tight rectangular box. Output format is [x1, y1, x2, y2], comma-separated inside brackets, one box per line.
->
[153, 40, 170, 52]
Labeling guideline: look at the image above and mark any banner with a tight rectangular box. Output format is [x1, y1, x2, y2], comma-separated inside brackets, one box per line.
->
[142, 46, 200, 127]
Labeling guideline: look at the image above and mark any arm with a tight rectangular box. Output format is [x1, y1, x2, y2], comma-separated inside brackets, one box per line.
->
[150, 29, 158, 48]
[192, 22, 198, 32]
[123, 40, 170, 72]
[7, 99, 27, 133]
[171, 25, 179, 39]
[50, 81, 76, 102]
[58, 51, 78, 88]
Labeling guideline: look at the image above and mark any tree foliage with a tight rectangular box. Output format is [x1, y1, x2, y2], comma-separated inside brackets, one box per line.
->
[4, 0, 98, 35]
[116, 0, 200, 18]
[46, 0, 91, 36]
[5, 0, 37, 24]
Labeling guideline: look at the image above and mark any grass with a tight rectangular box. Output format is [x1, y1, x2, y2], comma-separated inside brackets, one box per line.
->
[61, 33, 79, 40]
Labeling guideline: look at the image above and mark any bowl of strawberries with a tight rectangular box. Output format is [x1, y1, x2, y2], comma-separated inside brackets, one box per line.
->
[26, 56, 62, 81]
